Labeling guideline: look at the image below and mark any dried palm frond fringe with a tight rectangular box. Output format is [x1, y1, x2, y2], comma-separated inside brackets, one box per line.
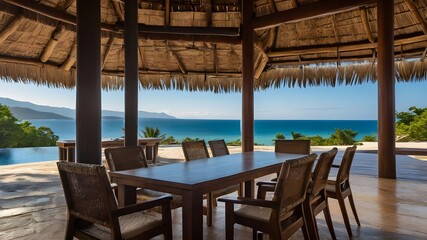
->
[1, 60, 426, 93]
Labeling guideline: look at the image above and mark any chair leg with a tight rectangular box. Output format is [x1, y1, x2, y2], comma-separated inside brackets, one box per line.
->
[225, 203, 234, 240]
[348, 193, 361, 226]
[323, 205, 337, 240]
[303, 201, 318, 240]
[337, 196, 353, 238]
[238, 183, 244, 197]
[252, 229, 258, 240]
[207, 192, 213, 226]
[65, 215, 75, 240]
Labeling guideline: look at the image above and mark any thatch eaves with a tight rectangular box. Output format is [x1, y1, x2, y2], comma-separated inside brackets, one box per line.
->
[0, 0, 426, 92]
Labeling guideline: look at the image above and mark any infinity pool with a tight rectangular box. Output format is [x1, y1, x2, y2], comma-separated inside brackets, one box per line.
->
[0, 147, 58, 165]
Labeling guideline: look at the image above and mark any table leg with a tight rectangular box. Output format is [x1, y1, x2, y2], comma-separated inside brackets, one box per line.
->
[244, 180, 255, 198]
[117, 184, 137, 207]
[182, 190, 203, 240]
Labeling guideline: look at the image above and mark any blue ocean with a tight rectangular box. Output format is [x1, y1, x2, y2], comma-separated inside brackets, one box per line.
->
[0, 118, 377, 165]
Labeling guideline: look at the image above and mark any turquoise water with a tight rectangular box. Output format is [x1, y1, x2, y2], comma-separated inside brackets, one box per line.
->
[29, 118, 378, 144]
[0, 119, 377, 165]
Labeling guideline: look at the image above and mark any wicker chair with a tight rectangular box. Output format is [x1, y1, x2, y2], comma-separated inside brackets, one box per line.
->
[104, 146, 182, 209]
[219, 154, 317, 240]
[275, 139, 311, 154]
[208, 139, 243, 205]
[304, 148, 338, 240]
[272, 139, 311, 181]
[57, 161, 172, 240]
[326, 145, 360, 238]
[181, 140, 241, 226]
[257, 148, 338, 240]
[208, 139, 230, 157]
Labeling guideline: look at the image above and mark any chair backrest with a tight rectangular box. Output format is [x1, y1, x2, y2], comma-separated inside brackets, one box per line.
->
[275, 140, 311, 154]
[104, 146, 148, 171]
[272, 153, 317, 217]
[182, 140, 209, 161]
[57, 162, 117, 227]
[336, 145, 357, 184]
[208, 139, 229, 157]
[309, 148, 338, 196]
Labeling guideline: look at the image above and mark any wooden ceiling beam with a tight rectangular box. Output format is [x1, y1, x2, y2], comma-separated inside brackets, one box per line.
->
[111, 0, 125, 22]
[40, 25, 65, 62]
[165, 0, 170, 26]
[61, 44, 76, 71]
[165, 41, 187, 74]
[404, 0, 427, 35]
[3, 0, 240, 40]
[213, 44, 218, 73]
[55, 0, 74, 11]
[269, 47, 425, 66]
[269, 33, 427, 58]
[102, 35, 116, 69]
[139, 32, 241, 44]
[0, 15, 25, 45]
[254, 0, 377, 30]
[359, 8, 375, 43]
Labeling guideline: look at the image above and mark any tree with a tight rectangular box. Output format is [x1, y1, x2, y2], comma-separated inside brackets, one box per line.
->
[0, 104, 59, 148]
[274, 133, 285, 140]
[329, 128, 358, 145]
[396, 106, 427, 141]
[140, 126, 166, 139]
[291, 132, 303, 140]
[0, 104, 22, 147]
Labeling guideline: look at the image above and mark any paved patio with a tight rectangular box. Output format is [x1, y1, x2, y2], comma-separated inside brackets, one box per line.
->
[1, 145, 426, 239]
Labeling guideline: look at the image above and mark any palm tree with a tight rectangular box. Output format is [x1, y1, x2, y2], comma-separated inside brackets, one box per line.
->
[140, 126, 166, 139]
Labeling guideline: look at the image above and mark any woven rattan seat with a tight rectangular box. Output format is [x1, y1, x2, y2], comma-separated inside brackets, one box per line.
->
[57, 161, 172, 240]
[219, 154, 317, 240]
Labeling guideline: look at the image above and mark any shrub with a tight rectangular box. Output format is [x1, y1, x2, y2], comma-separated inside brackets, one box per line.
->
[274, 133, 285, 140]
[396, 106, 427, 141]
[360, 135, 377, 142]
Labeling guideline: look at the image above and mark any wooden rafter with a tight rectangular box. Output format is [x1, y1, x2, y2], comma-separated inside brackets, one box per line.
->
[40, 25, 65, 62]
[165, 0, 170, 26]
[0, 15, 25, 45]
[203, 0, 212, 27]
[3, 0, 240, 42]
[254, 0, 377, 30]
[55, 0, 74, 11]
[213, 44, 218, 73]
[61, 44, 76, 71]
[404, 0, 427, 35]
[290, 0, 298, 8]
[359, 8, 375, 43]
[111, 0, 125, 22]
[165, 41, 186, 74]
[254, 30, 274, 79]
[102, 35, 116, 69]
[330, 15, 340, 43]
[267, 0, 278, 13]
[268, 33, 427, 58]
[269, 47, 425, 66]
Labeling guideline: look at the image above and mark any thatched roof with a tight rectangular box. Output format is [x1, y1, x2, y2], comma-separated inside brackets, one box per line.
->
[0, 0, 426, 92]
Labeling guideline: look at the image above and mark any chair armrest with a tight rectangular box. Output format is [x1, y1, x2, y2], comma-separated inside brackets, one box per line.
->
[256, 182, 276, 200]
[114, 195, 172, 217]
[218, 197, 277, 208]
[331, 164, 340, 168]
[256, 181, 277, 186]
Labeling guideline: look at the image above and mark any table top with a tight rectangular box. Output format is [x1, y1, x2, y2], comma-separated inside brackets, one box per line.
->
[110, 151, 306, 191]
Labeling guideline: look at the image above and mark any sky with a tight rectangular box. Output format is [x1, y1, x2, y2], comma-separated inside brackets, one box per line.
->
[0, 79, 426, 120]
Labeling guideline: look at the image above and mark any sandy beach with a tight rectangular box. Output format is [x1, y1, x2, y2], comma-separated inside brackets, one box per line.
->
[0, 142, 426, 239]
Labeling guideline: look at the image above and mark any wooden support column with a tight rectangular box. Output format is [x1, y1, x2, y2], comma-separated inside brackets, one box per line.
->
[76, 0, 101, 164]
[377, 0, 396, 179]
[124, 0, 139, 147]
[241, 0, 254, 152]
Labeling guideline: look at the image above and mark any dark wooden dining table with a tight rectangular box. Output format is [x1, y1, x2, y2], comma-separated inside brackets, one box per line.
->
[109, 151, 306, 240]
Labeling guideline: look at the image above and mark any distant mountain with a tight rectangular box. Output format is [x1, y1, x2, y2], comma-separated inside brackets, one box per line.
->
[10, 107, 72, 120]
[0, 97, 176, 119]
